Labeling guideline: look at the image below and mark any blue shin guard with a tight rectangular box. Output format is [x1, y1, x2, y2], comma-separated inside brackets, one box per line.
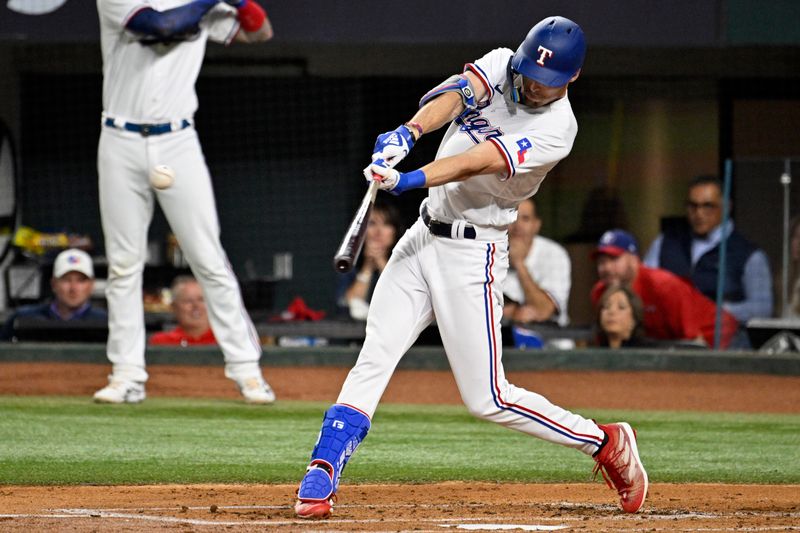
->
[297, 404, 371, 502]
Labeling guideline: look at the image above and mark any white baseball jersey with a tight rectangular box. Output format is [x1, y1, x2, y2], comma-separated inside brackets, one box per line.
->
[99, 0, 238, 123]
[97, 0, 263, 385]
[504, 235, 572, 326]
[337, 48, 604, 457]
[427, 48, 578, 239]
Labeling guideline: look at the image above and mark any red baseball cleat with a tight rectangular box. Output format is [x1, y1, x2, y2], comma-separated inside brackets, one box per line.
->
[294, 498, 333, 519]
[593, 422, 649, 513]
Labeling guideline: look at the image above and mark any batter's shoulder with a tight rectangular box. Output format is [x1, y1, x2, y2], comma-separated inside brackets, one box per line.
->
[471, 47, 514, 73]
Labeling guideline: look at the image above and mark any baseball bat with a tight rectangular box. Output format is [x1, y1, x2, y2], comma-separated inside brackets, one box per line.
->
[333, 180, 380, 273]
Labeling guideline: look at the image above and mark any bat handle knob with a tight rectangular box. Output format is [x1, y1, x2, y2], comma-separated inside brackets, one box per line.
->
[334, 258, 353, 273]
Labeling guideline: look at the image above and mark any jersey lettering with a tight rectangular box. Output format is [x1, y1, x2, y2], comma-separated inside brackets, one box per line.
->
[536, 46, 553, 66]
[456, 109, 503, 144]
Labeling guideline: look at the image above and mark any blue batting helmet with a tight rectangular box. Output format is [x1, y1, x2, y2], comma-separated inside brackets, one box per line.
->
[511, 16, 586, 88]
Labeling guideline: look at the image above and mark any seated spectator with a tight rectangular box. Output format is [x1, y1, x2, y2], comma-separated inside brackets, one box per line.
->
[591, 229, 738, 348]
[503, 197, 571, 326]
[595, 285, 653, 348]
[643, 175, 773, 339]
[336, 202, 404, 320]
[150, 275, 216, 346]
[0, 248, 107, 341]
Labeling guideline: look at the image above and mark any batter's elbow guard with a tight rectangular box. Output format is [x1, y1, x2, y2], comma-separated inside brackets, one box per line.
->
[419, 74, 477, 110]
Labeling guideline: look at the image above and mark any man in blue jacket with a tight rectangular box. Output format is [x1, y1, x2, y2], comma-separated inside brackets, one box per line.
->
[0, 248, 107, 341]
[644, 175, 773, 347]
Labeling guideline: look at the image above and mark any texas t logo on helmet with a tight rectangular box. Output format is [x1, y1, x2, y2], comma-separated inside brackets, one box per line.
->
[536, 46, 554, 66]
[509, 16, 586, 89]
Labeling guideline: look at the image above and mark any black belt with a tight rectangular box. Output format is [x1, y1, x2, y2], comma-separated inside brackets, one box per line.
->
[422, 207, 476, 239]
[104, 118, 191, 137]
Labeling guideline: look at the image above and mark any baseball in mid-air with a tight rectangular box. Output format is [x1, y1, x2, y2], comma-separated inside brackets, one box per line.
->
[149, 164, 175, 190]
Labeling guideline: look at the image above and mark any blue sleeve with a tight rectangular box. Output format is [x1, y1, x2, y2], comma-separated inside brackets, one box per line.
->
[642, 234, 663, 268]
[126, 0, 218, 39]
[723, 249, 774, 323]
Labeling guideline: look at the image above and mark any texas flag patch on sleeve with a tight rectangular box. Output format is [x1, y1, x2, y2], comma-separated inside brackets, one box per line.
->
[516, 138, 532, 164]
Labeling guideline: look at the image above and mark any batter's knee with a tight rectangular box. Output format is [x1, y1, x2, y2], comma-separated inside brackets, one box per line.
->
[463, 397, 505, 422]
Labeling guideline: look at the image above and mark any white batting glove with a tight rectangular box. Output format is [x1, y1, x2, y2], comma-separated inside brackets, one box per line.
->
[363, 160, 400, 191]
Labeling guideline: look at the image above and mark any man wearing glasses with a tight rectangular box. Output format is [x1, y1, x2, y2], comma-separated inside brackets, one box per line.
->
[644, 175, 773, 348]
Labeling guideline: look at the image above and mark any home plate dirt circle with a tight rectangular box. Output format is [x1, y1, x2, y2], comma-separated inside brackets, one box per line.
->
[2, 482, 799, 531]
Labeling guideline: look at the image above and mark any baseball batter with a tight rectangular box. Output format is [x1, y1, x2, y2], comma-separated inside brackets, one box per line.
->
[295, 17, 648, 519]
[93, 0, 276, 404]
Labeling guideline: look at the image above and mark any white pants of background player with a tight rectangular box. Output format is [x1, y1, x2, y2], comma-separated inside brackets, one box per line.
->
[98, 126, 262, 384]
[338, 218, 605, 456]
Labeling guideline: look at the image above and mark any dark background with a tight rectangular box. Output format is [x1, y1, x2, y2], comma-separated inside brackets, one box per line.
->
[1, 0, 799, 323]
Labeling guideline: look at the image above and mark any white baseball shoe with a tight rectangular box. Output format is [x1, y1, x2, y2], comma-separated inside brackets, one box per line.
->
[235, 376, 276, 405]
[93, 377, 146, 404]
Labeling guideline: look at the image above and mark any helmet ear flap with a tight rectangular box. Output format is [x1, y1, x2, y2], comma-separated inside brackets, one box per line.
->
[506, 58, 522, 103]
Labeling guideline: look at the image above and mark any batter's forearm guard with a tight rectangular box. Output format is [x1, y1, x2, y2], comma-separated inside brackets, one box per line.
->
[419, 74, 477, 110]
[307, 404, 371, 494]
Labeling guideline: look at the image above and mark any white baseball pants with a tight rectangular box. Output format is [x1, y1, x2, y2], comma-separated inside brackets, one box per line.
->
[98, 126, 262, 383]
[337, 219, 605, 455]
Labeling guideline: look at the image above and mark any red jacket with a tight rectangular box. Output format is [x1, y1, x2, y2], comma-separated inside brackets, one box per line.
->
[149, 326, 217, 346]
[591, 265, 738, 348]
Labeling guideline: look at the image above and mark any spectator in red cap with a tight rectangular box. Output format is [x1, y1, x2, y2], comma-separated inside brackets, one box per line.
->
[0, 248, 107, 341]
[590, 229, 738, 348]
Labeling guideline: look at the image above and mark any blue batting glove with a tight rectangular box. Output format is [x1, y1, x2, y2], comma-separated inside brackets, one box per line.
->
[371, 125, 415, 167]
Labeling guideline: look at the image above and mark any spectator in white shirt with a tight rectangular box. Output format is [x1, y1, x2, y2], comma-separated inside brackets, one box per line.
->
[504, 197, 571, 326]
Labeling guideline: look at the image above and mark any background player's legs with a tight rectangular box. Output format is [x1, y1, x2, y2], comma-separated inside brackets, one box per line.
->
[98, 130, 152, 384]
[337, 221, 435, 417]
[151, 129, 262, 380]
[428, 238, 604, 456]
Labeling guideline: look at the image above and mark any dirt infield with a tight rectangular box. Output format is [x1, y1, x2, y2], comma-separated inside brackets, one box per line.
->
[2, 482, 799, 531]
[2, 362, 800, 531]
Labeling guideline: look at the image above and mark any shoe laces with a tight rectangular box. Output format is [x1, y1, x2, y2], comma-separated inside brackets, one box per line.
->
[593, 440, 632, 495]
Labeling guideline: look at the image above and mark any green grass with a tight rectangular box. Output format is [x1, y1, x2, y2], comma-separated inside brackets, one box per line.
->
[0, 396, 798, 485]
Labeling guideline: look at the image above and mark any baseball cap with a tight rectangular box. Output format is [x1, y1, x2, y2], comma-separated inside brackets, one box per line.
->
[592, 229, 639, 259]
[53, 248, 94, 278]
